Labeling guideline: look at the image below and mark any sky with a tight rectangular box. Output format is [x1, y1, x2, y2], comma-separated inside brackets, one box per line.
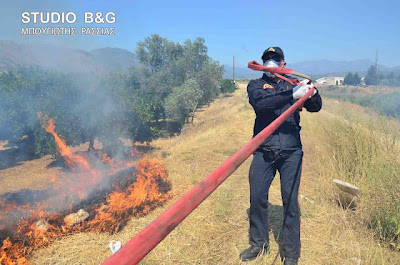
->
[1, 0, 399, 67]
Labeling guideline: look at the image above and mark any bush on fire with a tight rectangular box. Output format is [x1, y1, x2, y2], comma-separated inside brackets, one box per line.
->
[0, 66, 82, 157]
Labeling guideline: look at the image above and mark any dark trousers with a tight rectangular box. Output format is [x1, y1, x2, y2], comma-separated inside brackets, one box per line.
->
[248, 148, 303, 259]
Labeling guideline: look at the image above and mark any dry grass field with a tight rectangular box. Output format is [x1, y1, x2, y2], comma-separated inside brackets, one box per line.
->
[1, 81, 400, 264]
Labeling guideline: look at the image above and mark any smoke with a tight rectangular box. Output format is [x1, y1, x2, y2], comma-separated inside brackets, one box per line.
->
[0, 125, 138, 235]
[0, 15, 139, 235]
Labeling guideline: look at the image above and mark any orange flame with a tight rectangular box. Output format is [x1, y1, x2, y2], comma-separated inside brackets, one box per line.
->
[37, 113, 103, 196]
[1, 157, 171, 263]
[0, 238, 28, 265]
[37, 113, 91, 171]
[86, 158, 171, 233]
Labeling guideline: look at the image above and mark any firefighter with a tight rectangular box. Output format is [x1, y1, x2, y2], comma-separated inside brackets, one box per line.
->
[239, 47, 322, 265]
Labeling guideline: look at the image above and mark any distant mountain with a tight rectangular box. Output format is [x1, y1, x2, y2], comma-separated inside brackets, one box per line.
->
[223, 64, 260, 79]
[0, 40, 140, 75]
[289, 59, 389, 75]
[0, 41, 38, 70]
[90, 47, 140, 73]
[390, 65, 400, 73]
[224, 59, 399, 79]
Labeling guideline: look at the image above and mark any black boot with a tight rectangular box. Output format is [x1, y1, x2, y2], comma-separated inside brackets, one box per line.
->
[284, 257, 298, 265]
[239, 245, 269, 261]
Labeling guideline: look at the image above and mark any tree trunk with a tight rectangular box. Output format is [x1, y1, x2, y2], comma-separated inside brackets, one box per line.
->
[88, 137, 95, 151]
[191, 103, 198, 123]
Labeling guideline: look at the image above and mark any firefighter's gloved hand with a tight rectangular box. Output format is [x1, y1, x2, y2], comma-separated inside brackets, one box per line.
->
[293, 84, 312, 99]
[300, 79, 310, 85]
[311, 87, 317, 97]
[299, 79, 317, 97]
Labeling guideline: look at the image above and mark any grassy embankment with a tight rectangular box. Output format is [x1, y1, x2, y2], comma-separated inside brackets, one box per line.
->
[319, 84, 400, 119]
[31, 81, 400, 264]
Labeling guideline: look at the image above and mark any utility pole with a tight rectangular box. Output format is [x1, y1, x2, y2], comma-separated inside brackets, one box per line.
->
[375, 50, 379, 87]
[233, 55, 235, 83]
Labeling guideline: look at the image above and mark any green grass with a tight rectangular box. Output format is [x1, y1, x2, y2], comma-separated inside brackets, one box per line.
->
[319, 85, 400, 118]
[321, 115, 400, 243]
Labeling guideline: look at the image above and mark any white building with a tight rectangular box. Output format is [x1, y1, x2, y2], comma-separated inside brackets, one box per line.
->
[316, 77, 344, 86]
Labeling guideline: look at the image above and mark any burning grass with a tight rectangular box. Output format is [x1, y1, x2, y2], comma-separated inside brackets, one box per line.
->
[0, 115, 172, 265]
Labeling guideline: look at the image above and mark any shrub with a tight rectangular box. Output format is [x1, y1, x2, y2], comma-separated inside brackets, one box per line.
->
[326, 85, 337, 91]
[220, 79, 237, 93]
[164, 79, 203, 132]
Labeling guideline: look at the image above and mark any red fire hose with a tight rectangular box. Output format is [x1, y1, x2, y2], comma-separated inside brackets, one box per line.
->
[248, 61, 312, 80]
[102, 64, 314, 265]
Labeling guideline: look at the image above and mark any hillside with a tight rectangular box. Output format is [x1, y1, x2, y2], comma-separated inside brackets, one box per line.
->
[0, 41, 140, 74]
[89, 47, 140, 73]
[1, 82, 399, 264]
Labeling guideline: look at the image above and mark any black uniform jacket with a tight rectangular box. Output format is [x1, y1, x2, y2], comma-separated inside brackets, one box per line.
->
[247, 74, 322, 150]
